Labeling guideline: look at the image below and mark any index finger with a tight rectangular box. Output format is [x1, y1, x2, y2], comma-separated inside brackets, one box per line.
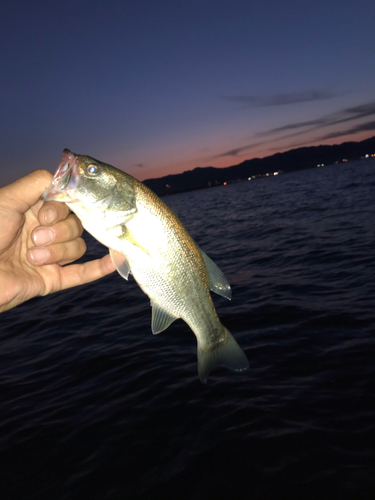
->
[1, 170, 53, 214]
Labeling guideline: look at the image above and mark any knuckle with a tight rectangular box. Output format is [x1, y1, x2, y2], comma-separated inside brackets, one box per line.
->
[32, 169, 53, 185]
[75, 237, 87, 258]
[49, 238, 87, 264]
[52, 201, 70, 221]
[53, 214, 83, 243]
[68, 213, 84, 235]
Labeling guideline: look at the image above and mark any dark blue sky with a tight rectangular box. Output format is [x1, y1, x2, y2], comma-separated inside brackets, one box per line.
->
[1, 0, 375, 185]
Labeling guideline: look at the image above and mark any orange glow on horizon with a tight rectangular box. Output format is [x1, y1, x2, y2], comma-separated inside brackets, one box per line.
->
[137, 130, 375, 181]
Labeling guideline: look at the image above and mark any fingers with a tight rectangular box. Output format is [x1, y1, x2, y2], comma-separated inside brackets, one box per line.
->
[1, 170, 53, 213]
[29, 208, 85, 266]
[31, 213, 83, 247]
[27, 237, 87, 266]
[58, 254, 116, 291]
[38, 200, 71, 226]
[28, 213, 85, 266]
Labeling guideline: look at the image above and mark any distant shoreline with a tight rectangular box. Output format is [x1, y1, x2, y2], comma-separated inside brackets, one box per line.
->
[143, 136, 375, 196]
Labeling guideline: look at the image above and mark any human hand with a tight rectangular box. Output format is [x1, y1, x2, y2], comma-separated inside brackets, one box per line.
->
[0, 170, 115, 313]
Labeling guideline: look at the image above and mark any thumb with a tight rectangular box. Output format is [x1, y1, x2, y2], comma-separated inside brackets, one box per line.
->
[1, 170, 53, 214]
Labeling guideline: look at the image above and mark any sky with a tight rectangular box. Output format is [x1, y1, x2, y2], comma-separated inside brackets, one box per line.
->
[1, 0, 375, 186]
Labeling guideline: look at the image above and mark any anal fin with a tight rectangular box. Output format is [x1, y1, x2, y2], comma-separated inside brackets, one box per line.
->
[151, 301, 177, 335]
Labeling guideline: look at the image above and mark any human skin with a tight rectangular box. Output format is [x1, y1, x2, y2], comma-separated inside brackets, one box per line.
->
[0, 169, 115, 313]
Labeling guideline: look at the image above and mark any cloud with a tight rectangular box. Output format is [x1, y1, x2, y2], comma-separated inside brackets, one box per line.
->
[315, 120, 375, 142]
[257, 118, 326, 136]
[135, 163, 144, 168]
[325, 102, 375, 129]
[214, 100, 375, 160]
[258, 101, 375, 140]
[344, 102, 375, 117]
[215, 142, 264, 158]
[270, 118, 375, 152]
[222, 91, 336, 108]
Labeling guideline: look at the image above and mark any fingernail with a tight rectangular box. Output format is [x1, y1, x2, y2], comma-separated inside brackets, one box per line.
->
[33, 227, 55, 245]
[29, 248, 50, 265]
[44, 207, 57, 225]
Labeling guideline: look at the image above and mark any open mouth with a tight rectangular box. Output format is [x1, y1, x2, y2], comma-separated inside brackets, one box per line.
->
[51, 157, 78, 193]
[58, 167, 71, 190]
[41, 150, 80, 201]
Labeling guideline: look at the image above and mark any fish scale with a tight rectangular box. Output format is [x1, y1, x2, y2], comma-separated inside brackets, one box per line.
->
[41, 149, 249, 382]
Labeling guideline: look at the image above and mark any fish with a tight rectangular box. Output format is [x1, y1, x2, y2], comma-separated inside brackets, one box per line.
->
[41, 149, 249, 382]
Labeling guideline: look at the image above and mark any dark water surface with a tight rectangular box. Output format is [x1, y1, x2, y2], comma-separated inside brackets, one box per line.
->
[1, 159, 375, 499]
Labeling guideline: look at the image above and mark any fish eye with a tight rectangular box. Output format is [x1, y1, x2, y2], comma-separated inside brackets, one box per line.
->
[87, 164, 99, 175]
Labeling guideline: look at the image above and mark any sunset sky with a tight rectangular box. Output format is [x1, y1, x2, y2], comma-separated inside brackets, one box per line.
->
[1, 0, 375, 186]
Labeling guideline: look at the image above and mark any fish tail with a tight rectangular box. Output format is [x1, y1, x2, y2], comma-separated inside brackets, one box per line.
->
[197, 327, 249, 383]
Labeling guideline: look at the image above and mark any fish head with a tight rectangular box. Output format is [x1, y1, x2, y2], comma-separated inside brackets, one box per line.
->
[41, 149, 119, 206]
[41, 149, 138, 226]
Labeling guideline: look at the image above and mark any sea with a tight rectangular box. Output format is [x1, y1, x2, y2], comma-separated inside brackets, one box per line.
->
[0, 158, 374, 500]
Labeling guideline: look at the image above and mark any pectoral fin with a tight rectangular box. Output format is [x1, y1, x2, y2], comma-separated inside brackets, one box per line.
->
[151, 301, 177, 334]
[119, 226, 151, 256]
[110, 248, 131, 280]
[201, 250, 231, 300]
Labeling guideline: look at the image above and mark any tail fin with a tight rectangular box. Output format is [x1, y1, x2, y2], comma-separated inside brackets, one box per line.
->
[197, 327, 249, 383]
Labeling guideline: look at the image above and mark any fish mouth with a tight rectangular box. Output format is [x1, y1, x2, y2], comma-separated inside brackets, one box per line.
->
[41, 149, 81, 201]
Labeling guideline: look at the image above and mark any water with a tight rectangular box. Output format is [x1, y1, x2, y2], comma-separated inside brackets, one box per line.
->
[1, 159, 375, 499]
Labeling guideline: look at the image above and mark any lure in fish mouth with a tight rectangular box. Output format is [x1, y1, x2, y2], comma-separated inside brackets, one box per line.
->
[41, 149, 249, 383]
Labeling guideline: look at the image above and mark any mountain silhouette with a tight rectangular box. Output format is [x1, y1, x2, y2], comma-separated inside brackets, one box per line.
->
[143, 136, 375, 196]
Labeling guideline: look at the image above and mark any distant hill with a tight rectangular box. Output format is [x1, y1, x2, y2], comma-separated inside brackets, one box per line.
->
[143, 136, 375, 196]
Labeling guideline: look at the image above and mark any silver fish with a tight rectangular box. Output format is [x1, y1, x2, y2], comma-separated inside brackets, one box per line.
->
[42, 149, 249, 382]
